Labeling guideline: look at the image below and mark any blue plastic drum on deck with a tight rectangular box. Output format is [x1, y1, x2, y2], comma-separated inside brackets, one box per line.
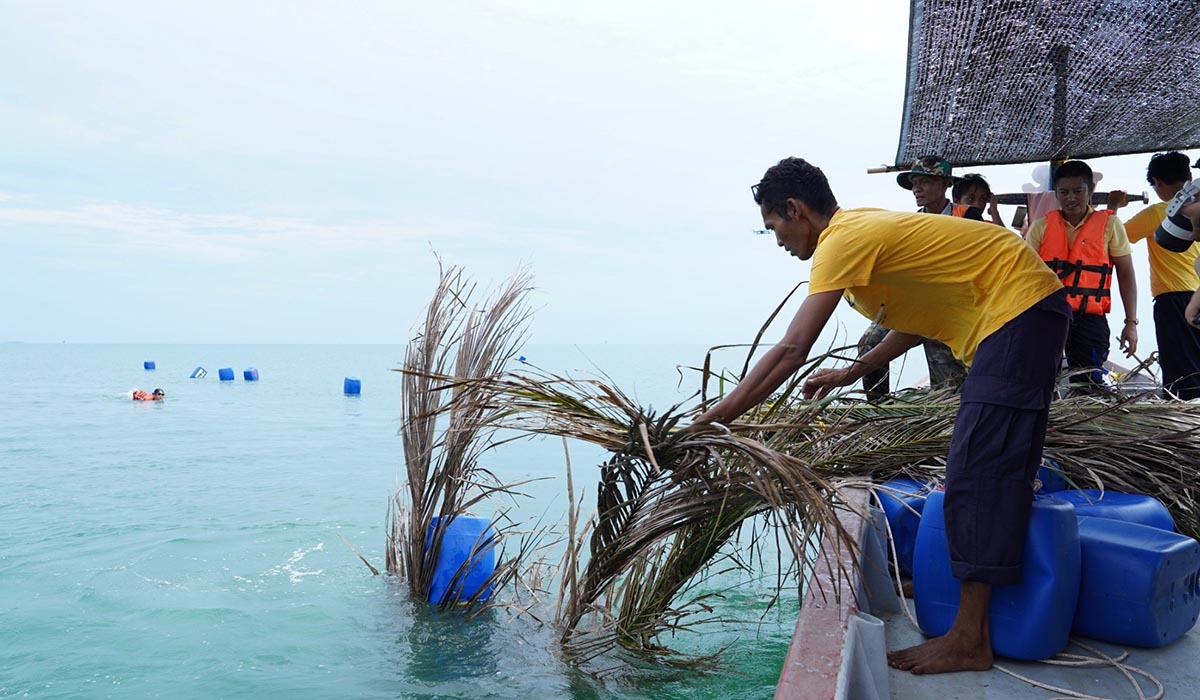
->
[1073, 516, 1200, 647]
[218, 368, 235, 381]
[914, 491, 1080, 660]
[144, 360, 156, 370]
[343, 377, 361, 395]
[876, 478, 933, 576]
[425, 516, 497, 605]
[1056, 489, 1175, 531]
[244, 367, 259, 381]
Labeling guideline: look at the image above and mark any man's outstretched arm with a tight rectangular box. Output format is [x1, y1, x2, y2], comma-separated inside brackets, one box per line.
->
[697, 290, 844, 424]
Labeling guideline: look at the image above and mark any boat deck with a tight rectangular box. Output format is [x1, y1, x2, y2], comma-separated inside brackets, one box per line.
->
[775, 482, 1200, 699]
[884, 602, 1200, 699]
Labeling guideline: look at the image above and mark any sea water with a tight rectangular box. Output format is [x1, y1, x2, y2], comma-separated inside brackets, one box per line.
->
[0, 344, 797, 700]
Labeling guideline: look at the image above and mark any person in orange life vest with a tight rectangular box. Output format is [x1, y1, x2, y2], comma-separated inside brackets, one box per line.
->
[1107, 152, 1200, 399]
[953, 173, 1005, 227]
[133, 388, 165, 401]
[1024, 159, 1138, 390]
[856, 156, 976, 397]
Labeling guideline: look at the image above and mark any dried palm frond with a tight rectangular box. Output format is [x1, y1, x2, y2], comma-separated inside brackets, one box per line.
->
[415, 362, 863, 663]
[387, 261, 548, 612]
[742, 388, 1200, 540]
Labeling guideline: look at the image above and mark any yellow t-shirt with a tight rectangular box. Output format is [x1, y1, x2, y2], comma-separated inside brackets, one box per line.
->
[1124, 201, 1200, 297]
[1024, 207, 1133, 258]
[809, 208, 1063, 365]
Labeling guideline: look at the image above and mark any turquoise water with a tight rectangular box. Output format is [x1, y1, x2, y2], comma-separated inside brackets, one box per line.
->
[0, 344, 797, 699]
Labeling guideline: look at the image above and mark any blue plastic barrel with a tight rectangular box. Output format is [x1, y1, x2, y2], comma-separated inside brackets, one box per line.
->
[344, 377, 361, 395]
[243, 367, 259, 381]
[914, 492, 1080, 660]
[876, 478, 933, 576]
[1035, 458, 1067, 493]
[144, 360, 156, 370]
[1056, 489, 1175, 531]
[426, 516, 497, 605]
[1073, 516, 1200, 647]
[189, 366, 207, 379]
[218, 367, 235, 381]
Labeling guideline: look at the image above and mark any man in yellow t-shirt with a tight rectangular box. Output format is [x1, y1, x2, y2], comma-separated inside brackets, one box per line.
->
[1024, 160, 1138, 390]
[693, 157, 1068, 675]
[855, 155, 975, 397]
[1117, 152, 1200, 399]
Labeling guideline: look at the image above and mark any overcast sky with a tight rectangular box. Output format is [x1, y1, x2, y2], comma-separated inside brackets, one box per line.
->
[2, 0, 1189, 360]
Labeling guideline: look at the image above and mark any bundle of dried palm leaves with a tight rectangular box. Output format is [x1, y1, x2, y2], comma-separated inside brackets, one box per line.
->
[438, 362, 864, 664]
[386, 262, 546, 610]
[391, 266, 1200, 667]
[446, 358, 1200, 664]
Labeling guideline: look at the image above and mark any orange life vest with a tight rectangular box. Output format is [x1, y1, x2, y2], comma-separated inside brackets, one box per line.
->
[950, 204, 971, 218]
[132, 390, 161, 401]
[1038, 209, 1113, 315]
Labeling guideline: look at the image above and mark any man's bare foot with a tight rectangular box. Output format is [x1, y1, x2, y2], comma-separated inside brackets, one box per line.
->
[887, 632, 993, 674]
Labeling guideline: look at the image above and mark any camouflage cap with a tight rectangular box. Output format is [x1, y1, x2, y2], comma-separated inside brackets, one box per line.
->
[896, 156, 960, 190]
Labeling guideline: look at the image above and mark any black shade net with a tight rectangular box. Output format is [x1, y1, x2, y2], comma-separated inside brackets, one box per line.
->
[892, 0, 1200, 170]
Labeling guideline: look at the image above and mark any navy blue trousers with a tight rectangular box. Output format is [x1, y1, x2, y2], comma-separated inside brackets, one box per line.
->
[943, 290, 1071, 585]
[1064, 311, 1109, 387]
[1154, 292, 1200, 400]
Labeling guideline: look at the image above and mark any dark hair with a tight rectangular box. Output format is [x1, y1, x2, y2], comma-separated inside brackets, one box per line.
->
[1146, 151, 1192, 186]
[752, 157, 838, 218]
[952, 173, 991, 201]
[1051, 160, 1094, 191]
[153, 388, 164, 395]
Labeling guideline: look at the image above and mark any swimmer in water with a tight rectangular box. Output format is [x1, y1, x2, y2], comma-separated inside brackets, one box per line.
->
[132, 388, 165, 401]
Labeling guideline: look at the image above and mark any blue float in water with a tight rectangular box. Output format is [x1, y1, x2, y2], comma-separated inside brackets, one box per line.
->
[343, 377, 361, 395]
[218, 368, 235, 381]
[1073, 516, 1200, 647]
[1056, 489, 1175, 531]
[426, 516, 497, 605]
[144, 360, 156, 370]
[876, 478, 934, 576]
[189, 366, 207, 379]
[518, 356, 526, 363]
[915, 492, 1080, 660]
[243, 367, 259, 381]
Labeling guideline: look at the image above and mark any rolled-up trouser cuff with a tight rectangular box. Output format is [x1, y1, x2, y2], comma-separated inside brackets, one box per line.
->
[950, 560, 1023, 586]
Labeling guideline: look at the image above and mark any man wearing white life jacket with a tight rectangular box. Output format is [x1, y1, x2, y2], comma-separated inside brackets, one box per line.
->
[1025, 159, 1138, 390]
[856, 156, 980, 397]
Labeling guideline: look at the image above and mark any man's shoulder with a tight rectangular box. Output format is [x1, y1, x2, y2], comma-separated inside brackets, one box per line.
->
[819, 208, 900, 247]
[826, 207, 892, 230]
[1129, 201, 1169, 220]
[1125, 202, 1168, 242]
